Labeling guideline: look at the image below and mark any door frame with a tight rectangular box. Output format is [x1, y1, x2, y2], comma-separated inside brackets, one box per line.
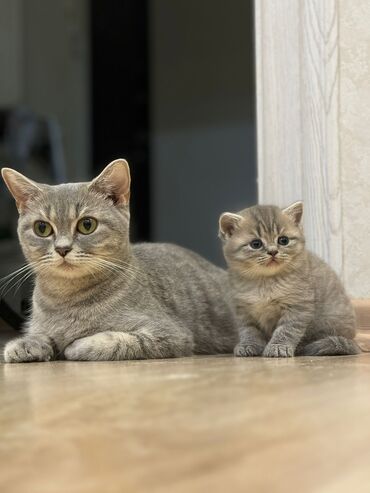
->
[254, 0, 343, 276]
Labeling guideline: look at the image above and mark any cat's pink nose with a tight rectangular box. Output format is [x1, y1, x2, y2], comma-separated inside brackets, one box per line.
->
[55, 246, 72, 257]
[268, 249, 278, 257]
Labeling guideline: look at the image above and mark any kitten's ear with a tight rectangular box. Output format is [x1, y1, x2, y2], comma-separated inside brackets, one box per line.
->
[219, 213, 243, 240]
[89, 159, 131, 205]
[1, 167, 42, 211]
[282, 201, 303, 225]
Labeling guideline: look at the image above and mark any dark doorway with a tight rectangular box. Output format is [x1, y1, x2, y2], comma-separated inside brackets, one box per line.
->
[150, 0, 257, 264]
[90, 0, 151, 242]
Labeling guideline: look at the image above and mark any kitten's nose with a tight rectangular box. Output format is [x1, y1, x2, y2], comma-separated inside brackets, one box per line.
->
[268, 249, 278, 257]
[55, 246, 72, 257]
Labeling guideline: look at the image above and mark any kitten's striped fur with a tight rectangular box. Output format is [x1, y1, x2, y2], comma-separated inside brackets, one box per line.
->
[220, 202, 360, 357]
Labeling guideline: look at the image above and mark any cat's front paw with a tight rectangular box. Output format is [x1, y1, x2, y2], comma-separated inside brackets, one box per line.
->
[234, 342, 264, 357]
[263, 343, 294, 358]
[64, 333, 112, 361]
[4, 337, 54, 363]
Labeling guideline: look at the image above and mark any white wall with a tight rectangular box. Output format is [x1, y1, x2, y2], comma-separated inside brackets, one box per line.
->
[255, 0, 370, 298]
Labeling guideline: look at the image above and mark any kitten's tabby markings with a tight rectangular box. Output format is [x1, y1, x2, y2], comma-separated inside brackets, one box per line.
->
[219, 202, 360, 358]
[1, 159, 238, 362]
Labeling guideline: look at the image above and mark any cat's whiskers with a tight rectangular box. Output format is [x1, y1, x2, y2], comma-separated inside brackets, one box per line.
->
[100, 256, 144, 277]
[0, 260, 46, 282]
[74, 252, 143, 281]
[0, 270, 33, 297]
[0, 256, 51, 297]
[78, 256, 140, 284]
[95, 258, 139, 281]
[13, 263, 49, 294]
[46, 252, 134, 283]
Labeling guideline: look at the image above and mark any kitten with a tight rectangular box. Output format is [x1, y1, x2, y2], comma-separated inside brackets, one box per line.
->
[219, 202, 360, 357]
[2, 159, 238, 362]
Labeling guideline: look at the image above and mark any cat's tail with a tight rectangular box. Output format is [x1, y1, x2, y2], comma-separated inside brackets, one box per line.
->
[302, 336, 361, 356]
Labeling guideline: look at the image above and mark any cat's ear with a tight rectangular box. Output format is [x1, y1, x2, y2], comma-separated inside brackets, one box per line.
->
[282, 201, 303, 225]
[219, 213, 243, 240]
[89, 159, 131, 205]
[1, 167, 42, 211]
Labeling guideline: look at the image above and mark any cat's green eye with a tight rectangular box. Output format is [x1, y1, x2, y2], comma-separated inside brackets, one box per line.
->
[34, 221, 53, 237]
[77, 217, 98, 235]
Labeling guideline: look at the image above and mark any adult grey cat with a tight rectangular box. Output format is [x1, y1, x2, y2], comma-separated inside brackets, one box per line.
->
[2, 159, 238, 362]
[219, 202, 360, 357]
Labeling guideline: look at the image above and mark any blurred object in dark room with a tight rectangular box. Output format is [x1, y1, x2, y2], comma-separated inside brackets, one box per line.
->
[0, 106, 67, 237]
[0, 106, 67, 328]
[2, 107, 66, 182]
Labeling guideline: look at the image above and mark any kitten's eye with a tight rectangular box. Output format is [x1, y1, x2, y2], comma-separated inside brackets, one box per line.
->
[34, 221, 53, 237]
[77, 217, 98, 235]
[250, 239, 263, 249]
[278, 236, 289, 246]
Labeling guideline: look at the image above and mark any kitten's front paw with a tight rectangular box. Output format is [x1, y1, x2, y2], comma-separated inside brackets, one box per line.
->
[263, 343, 294, 358]
[234, 342, 264, 357]
[4, 337, 54, 363]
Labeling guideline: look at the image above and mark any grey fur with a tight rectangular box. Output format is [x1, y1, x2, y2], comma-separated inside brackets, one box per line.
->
[219, 202, 360, 358]
[2, 159, 238, 362]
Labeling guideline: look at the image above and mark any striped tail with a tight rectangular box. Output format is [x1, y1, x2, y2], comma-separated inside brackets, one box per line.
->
[302, 336, 361, 356]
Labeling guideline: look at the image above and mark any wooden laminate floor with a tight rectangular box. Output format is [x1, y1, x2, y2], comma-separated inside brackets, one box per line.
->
[1, 327, 370, 493]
